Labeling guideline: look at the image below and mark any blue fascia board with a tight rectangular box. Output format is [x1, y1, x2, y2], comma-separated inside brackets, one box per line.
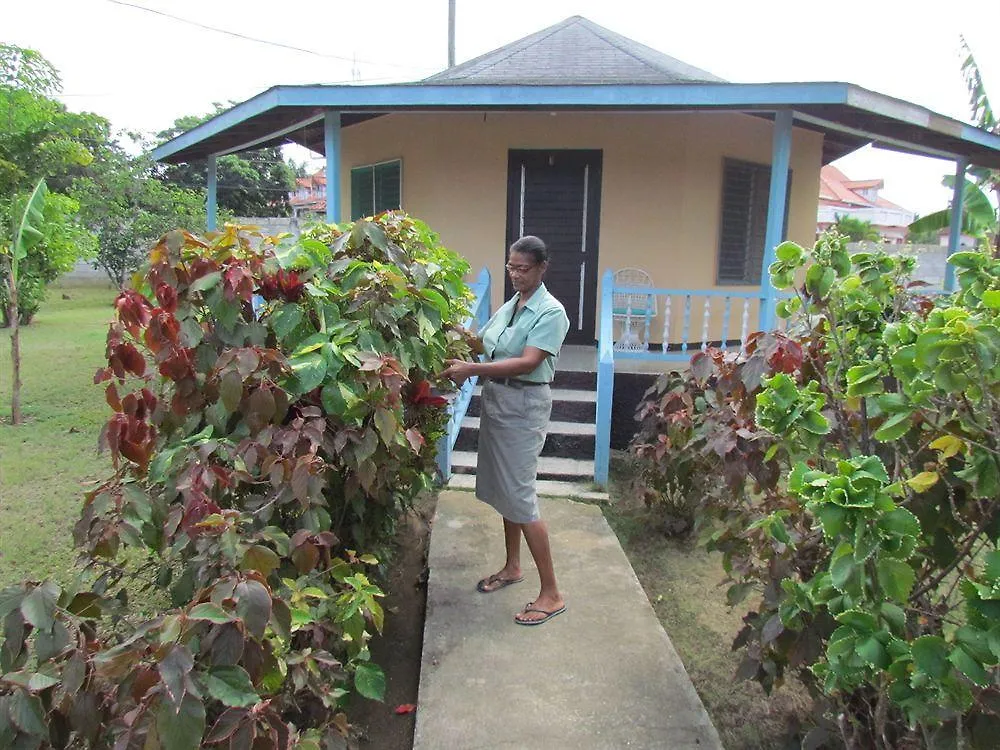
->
[273, 81, 851, 109]
[150, 87, 282, 162]
[960, 123, 1000, 151]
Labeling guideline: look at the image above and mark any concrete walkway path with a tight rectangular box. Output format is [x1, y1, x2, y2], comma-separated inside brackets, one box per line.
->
[413, 490, 723, 750]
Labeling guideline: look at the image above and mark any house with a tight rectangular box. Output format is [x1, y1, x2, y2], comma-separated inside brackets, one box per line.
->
[150, 15, 1000, 485]
[289, 171, 326, 219]
[817, 165, 915, 243]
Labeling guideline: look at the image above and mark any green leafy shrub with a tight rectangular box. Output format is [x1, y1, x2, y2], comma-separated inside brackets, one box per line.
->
[632, 231, 1000, 748]
[0, 214, 476, 748]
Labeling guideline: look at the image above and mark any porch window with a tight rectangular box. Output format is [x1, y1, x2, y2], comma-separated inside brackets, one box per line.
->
[350, 159, 402, 220]
[716, 158, 790, 285]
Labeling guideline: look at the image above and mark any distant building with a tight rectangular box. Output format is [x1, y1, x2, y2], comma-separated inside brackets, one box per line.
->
[817, 165, 914, 244]
[289, 171, 326, 218]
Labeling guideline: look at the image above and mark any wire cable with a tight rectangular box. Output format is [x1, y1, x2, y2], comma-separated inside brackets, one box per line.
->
[104, 0, 437, 71]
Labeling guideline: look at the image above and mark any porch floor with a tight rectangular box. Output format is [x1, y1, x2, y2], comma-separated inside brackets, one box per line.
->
[557, 344, 690, 374]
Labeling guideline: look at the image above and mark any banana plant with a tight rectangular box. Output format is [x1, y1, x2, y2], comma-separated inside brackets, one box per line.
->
[908, 37, 999, 254]
[1, 178, 48, 424]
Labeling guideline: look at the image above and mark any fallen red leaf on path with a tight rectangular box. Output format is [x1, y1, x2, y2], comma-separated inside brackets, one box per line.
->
[394, 704, 417, 715]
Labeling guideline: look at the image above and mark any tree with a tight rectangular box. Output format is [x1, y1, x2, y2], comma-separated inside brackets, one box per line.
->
[0, 44, 102, 324]
[1, 179, 46, 424]
[908, 37, 999, 253]
[72, 135, 207, 287]
[156, 106, 295, 217]
[833, 213, 880, 242]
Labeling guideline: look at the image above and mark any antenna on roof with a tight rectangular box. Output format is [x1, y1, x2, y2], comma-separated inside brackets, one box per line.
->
[448, 0, 456, 68]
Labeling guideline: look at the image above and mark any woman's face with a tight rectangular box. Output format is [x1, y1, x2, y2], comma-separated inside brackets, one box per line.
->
[506, 250, 545, 293]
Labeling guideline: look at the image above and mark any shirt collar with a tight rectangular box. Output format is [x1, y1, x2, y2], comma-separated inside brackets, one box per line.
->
[516, 282, 548, 313]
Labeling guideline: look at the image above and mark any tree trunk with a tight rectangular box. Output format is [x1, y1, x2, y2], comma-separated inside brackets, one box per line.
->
[5, 259, 22, 425]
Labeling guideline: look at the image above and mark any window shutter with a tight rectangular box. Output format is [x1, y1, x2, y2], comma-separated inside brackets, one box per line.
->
[716, 159, 792, 285]
[351, 167, 374, 221]
[374, 161, 401, 214]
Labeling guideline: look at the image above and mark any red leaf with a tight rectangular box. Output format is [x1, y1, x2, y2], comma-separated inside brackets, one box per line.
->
[405, 427, 425, 453]
[394, 704, 417, 715]
[155, 284, 178, 313]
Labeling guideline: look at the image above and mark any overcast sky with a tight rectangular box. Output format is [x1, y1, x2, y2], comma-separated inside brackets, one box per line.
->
[6, 0, 1000, 216]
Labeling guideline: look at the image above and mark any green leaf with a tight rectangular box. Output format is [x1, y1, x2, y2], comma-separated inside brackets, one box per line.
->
[235, 580, 272, 640]
[270, 303, 304, 340]
[950, 645, 991, 686]
[9, 690, 46, 736]
[219, 370, 243, 414]
[873, 410, 913, 442]
[158, 644, 194, 708]
[203, 666, 260, 708]
[373, 407, 398, 446]
[856, 635, 889, 668]
[241, 545, 280, 578]
[20, 581, 59, 632]
[982, 290, 1000, 309]
[846, 364, 884, 397]
[876, 558, 915, 602]
[912, 635, 950, 678]
[830, 550, 857, 592]
[189, 270, 222, 293]
[188, 602, 233, 624]
[774, 241, 804, 263]
[836, 609, 878, 634]
[0, 587, 24, 619]
[10, 180, 48, 285]
[289, 351, 327, 394]
[354, 661, 386, 701]
[157, 692, 206, 750]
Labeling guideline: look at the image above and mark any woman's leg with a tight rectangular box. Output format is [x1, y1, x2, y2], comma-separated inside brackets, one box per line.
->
[517, 518, 565, 622]
[476, 517, 524, 591]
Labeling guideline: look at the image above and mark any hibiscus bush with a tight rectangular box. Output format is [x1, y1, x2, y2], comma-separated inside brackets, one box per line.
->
[0, 214, 476, 748]
[632, 232, 1000, 748]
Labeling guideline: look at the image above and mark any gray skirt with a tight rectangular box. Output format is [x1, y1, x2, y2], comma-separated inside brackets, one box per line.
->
[475, 380, 553, 523]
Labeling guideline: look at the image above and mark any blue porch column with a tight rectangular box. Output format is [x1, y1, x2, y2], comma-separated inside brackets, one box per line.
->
[944, 159, 967, 292]
[206, 155, 218, 231]
[594, 269, 615, 487]
[758, 109, 793, 332]
[324, 111, 342, 223]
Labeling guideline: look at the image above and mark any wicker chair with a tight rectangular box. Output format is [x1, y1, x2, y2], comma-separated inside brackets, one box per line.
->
[612, 268, 657, 351]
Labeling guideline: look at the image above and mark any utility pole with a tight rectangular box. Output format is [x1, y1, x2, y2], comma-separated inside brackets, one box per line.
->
[448, 0, 456, 68]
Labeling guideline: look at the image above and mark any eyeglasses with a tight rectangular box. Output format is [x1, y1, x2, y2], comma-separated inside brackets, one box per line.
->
[505, 263, 537, 275]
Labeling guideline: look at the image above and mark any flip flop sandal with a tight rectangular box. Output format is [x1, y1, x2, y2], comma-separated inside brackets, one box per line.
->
[476, 574, 524, 593]
[514, 604, 567, 626]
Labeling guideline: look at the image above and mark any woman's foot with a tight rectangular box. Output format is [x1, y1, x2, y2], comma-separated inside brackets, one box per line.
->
[476, 569, 523, 593]
[514, 594, 566, 625]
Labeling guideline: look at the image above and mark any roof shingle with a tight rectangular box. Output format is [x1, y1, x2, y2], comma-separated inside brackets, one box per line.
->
[424, 16, 726, 85]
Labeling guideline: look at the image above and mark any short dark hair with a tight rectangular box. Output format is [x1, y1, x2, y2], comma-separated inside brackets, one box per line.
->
[509, 235, 548, 264]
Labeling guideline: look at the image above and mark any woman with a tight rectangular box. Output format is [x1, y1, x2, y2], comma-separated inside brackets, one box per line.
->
[442, 235, 570, 626]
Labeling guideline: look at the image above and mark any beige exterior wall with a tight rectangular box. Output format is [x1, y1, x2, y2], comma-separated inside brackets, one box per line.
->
[339, 111, 824, 341]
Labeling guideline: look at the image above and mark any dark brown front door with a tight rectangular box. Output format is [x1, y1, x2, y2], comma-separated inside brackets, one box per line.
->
[506, 149, 603, 345]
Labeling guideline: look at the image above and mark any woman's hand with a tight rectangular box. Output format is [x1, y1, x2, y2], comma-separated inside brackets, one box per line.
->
[441, 358, 477, 386]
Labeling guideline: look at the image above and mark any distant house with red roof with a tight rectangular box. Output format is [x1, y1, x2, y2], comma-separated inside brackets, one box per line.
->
[817, 165, 914, 243]
[290, 171, 326, 218]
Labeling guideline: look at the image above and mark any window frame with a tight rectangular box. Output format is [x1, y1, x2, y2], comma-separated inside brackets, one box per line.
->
[350, 158, 403, 221]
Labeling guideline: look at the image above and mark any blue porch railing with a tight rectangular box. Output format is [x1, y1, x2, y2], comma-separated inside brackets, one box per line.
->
[594, 269, 772, 486]
[436, 267, 492, 482]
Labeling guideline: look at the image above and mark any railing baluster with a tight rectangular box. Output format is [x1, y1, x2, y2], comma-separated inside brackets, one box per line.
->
[722, 296, 732, 350]
[740, 298, 751, 354]
[642, 293, 653, 351]
[662, 295, 671, 354]
[681, 295, 691, 352]
[700, 297, 711, 351]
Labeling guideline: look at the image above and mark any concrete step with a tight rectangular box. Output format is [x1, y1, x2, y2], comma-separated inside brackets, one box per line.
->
[446, 472, 608, 502]
[466, 386, 596, 422]
[455, 417, 596, 456]
[450, 450, 595, 482]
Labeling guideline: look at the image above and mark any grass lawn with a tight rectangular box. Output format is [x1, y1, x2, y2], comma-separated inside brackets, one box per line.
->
[602, 467, 814, 749]
[0, 278, 118, 588]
